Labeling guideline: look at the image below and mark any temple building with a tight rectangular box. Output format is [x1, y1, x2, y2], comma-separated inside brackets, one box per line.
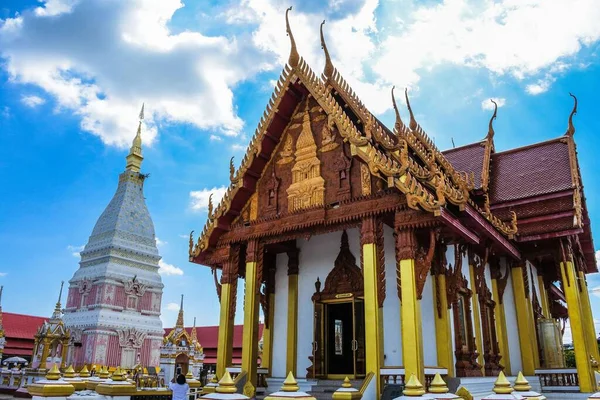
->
[63, 108, 164, 369]
[0, 287, 5, 360]
[188, 10, 598, 398]
[160, 295, 204, 380]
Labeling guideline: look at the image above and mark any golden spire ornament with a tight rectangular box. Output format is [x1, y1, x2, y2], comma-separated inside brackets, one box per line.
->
[285, 7, 299, 67]
[513, 372, 546, 399]
[176, 294, 184, 328]
[126, 103, 145, 173]
[265, 372, 316, 399]
[428, 373, 460, 398]
[402, 374, 426, 396]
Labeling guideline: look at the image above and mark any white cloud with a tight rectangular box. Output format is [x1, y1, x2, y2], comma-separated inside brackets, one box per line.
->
[158, 259, 184, 276]
[21, 94, 46, 108]
[0, 0, 268, 147]
[210, 135, 223, 142]
[0, 272, 7, 277]
[231, 143, 246, 152]
[67, 244, 84, 258]
[178, 234, 189, 239]
[155, 237, 167, 247]
[481, 98, 506, 111]
[590, 286, 600, 299]
[189, 186, 227, 212]
[165, 302, 180, 311]
[595, 249, 600, 267]
[1, 107, 10, 118]
[526, 79, 553, 95]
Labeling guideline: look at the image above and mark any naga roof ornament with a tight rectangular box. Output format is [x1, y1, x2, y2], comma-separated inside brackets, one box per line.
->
[285, 7, 299, 68]
[487, 99, 497, 140]
[320, 20, 334, 79]
[404, 88, 418, 131]
[565, 92, 577, 136]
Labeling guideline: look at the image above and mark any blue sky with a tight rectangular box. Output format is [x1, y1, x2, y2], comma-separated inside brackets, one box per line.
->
[1, 0, 600, 343]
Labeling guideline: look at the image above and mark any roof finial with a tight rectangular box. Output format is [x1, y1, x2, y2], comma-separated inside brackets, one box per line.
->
[126, 103, 145, 173]
[487, 99, 497, 140]
[0, 286, 3, 306]
[404, 88, 417, 131]
[176, 294, 184, 328]
[566, 92, 577, 136]
[191, 316, 198, 342]
[285, 7, 299, 67]
[320, 20, 333, 79]
[52, 281, 64, 319]
[229, 156, 235, 182]
[391, 86, 404, 131]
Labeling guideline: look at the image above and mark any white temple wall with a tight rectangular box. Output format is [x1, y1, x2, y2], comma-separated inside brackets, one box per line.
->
[382, 225, 402, 366]
[421, 275, 437, 366]
[272, 253, 289, 378]
[501, 257, 523, 373]
[296, 229, 362, 378]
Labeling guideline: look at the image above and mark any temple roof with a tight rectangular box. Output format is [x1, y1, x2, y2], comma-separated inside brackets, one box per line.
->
[188, 10, 594, 273]
[489, 138, 573, 203]
[443, 142, 486, 191]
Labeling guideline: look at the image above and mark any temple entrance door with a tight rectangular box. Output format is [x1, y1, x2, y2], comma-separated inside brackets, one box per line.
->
[324, 299, 365, 379]
[175, 353, 190, 378]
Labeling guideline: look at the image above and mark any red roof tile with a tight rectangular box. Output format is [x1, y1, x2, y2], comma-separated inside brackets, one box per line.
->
[442, 142, 486, 189]
[489, 139, 573, 204]
[2, 312, 46, 340]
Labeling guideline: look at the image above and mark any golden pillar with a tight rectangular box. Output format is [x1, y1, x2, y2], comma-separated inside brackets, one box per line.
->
[395, 224, 424, 384]
[60, 339, 69, 368]
[286, 248, 299, 377]
[468, 261, 485, 371]
[559, 244, 596, 392]
[40, 338, 51, 370]
[261, 256, 277, 374]
[241, 239, 262, 396]
[361, 217, 382, 395]
[216, 248, 239, 379]
[433, 270, 454, 376]
[578, 271, 600, 365]
[511, 264, 536, 376]
[491, 262, 511, 376]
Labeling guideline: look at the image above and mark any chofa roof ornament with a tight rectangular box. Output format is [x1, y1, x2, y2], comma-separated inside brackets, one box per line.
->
[320, 20, 334, 79]
[565, 92, 577, 136]
[285, 7, 299, 68]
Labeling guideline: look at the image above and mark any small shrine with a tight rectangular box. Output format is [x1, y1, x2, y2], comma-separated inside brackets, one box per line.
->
[160, 295, 204, 380]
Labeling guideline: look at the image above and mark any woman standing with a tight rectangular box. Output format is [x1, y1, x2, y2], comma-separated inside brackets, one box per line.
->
[169, 374, 190, 400]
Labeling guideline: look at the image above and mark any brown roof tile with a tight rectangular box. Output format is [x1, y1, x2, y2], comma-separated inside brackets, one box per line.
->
[489, 139, 573, 203]
[442, 142, 486, 189]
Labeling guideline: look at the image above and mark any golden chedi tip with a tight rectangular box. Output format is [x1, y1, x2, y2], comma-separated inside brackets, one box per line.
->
[403, 374, 426, 396]
[63, 365, 76, 379]
[282, 372, 299, 392]
[428, 373, 450, 394]
[45, 364, 61, 380]
[513, 371, 531, 392]
[342, 376, 352, 388]
[492, 371, 513, 394]
[79, 365, 90, 377]
[216, 371, 237, 394]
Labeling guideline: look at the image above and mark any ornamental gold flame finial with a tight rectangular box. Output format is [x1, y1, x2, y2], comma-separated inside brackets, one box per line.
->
[566, 92, 577, 136]
[487, 99, 497, 140]
[285, 7, 299, 67]
[126, 103, 145, 173]
[207, 193, 214, 220]
[320, 20, 333, 79]
[391, 86, 405, 131]
[229, 156, 235, 182]
[404, 88, 418, 131]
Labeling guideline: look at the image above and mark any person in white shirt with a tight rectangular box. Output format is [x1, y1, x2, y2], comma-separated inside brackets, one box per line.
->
[169, 374, 190, 400]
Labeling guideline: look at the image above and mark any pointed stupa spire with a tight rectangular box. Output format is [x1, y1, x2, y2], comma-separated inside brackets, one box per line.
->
[285, 7, 299, 67]
[176, 294, 184, 328]
[487, 99, 497, 140]
[565, 92, 577, 136]
[320, 20, 333, 79]
[191, 316, 198, 342]
[125, 103, 145, 173]
[51, 281, 64, 320]
[404, 88, 418, 131]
